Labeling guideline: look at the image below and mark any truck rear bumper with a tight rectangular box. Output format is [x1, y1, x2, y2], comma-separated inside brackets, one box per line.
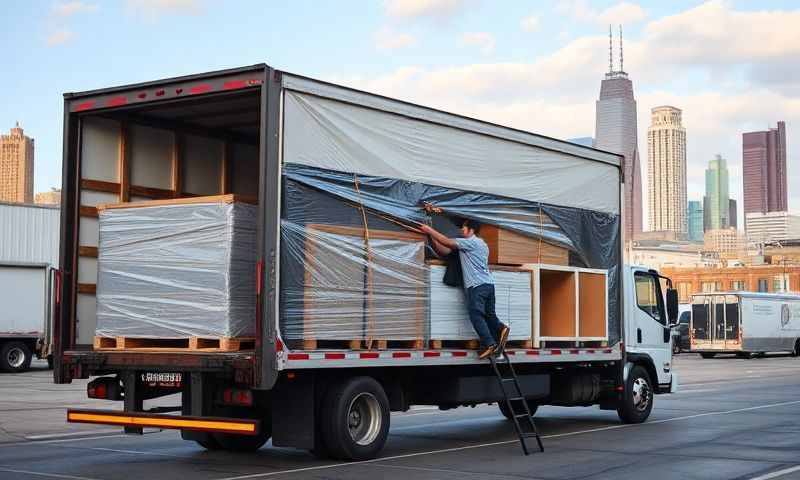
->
[67, 409, 260, 436]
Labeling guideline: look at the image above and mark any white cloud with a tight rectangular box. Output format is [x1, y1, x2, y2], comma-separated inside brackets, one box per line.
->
[125, 0, 202, 22]
[385, 0, 471, 21]
[52, 1, 97, 17]
[328, 2, 800, 214]
[558, 0, 647, 26]
[520, 14, 540, 33]
[46, 29, 74, 46]
[460, 32, 495, 54]
[374, 26, 417, 51]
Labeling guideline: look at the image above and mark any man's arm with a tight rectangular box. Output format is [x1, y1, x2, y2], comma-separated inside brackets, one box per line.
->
[430, 237, 452, 256]
[420, 224, 458, 250]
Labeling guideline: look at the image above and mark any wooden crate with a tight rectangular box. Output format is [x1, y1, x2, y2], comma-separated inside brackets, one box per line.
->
[481, 225, 569, 266]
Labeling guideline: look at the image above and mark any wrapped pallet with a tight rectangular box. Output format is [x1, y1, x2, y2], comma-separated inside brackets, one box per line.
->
[429, 264, 532, 345]
[281, 222, 428, 349]
[94, 195, 257, 343]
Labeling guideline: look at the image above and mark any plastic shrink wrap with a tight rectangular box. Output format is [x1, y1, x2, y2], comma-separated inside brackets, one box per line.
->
[95, 197, 256, 339]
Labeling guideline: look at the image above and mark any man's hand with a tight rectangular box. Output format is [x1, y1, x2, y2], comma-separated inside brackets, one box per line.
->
[420, 223, 458, 251]
[422, 202, 443, 214]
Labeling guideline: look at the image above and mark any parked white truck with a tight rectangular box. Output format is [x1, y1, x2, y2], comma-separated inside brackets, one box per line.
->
[55, 65, 678, 460]
[691, 292, 800, 358]
[0, 202, 59, 372]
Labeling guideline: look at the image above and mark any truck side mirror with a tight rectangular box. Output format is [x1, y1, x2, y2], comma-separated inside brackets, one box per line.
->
[666, 288, 679, 324]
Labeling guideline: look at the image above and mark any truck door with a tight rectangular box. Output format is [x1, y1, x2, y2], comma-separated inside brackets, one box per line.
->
[631, 271, 672, 385]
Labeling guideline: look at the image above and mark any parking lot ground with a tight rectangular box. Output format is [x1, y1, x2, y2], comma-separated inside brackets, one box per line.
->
[1, 354, 799, 480]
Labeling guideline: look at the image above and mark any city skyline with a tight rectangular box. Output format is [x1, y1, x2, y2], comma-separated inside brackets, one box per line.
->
[0, 1, 798, 220]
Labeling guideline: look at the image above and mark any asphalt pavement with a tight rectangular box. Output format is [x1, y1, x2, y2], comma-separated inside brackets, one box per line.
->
[1, 354, 799, 480]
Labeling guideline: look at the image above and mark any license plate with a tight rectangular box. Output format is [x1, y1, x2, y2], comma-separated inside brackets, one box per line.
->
[140, 372, 182, 388]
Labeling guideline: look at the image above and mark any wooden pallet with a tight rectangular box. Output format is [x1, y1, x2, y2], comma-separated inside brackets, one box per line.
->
[93, 336, 255, 352]
[366, 339, 425, 350]
[298, 338, 426, 350]
[506, 339, 533, 349]
[429, 339, 481, 350]
[300, 339, 363, 350]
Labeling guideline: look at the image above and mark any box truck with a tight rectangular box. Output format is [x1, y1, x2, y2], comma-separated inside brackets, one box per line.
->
[55, 64, 678, 460]
[691, 292, 800, 358]
[0, 202, 59, 372]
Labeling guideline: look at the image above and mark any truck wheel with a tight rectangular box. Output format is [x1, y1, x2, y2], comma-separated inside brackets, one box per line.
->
[0, 341, 32, 373]
[498, 400, 538, 420]
[617, 365, 653, 424]
[793, 340, 800, 357]
[194, 434, 222, 450]
[700, 353, 716, 359]
[321, 376, 390, 461]
[208, 407, 271, 452]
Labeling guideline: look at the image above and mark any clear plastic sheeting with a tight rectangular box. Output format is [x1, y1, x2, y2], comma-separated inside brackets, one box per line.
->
[283, 90, 621, 215]
[280, 221, 428, 342]
[95, 201, 256, 339]
[281, 165, 622, 345]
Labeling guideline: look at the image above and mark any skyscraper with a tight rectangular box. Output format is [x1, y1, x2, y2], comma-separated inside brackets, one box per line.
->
[687, 200, 703, 242]
[0, 123, 34, 203]
[728, 198, 737, 229]
[704, 155, 730, 230]
[647, 106, 686, 236]
[595, 26, 641, 241]
[743, 121, 787, 216]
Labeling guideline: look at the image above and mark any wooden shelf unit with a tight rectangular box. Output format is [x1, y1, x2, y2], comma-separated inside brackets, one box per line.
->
[532, 264, 608, 347]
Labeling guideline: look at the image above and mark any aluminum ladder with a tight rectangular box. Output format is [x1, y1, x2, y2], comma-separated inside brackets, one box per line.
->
[489, 349, 545, 455]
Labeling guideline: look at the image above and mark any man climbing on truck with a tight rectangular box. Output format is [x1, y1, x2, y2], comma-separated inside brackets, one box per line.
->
[420, 219, 510, 359]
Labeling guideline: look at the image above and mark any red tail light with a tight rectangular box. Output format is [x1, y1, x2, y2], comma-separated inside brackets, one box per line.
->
[221, 388, 253, 407]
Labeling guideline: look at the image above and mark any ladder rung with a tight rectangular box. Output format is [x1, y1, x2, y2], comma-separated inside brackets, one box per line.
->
[507, 397, 524, 402]
[501, 378, 516, 382]
[514, 413, 530, 418]
[520, 433, 541, 438]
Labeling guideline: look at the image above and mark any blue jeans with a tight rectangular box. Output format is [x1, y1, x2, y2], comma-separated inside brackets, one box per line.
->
[466, 283, 505, 348]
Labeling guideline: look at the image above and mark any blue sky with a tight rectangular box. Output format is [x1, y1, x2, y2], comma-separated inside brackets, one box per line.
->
[2, 0, 799, 228]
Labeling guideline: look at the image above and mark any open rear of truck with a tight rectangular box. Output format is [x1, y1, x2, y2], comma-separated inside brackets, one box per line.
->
[691, 292, 800, 357]
[56, 64, 660, 458]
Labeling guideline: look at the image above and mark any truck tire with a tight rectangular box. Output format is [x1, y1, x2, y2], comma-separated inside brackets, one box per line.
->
[700, 353, 716, 359]
[793, 340, 800, 357]
[194, 434, 222, 450]
[196, 407, 270, 452]
[617, 365, 653, 424]
[498, 400, 538, 420]
[320, 376, 390, 461]
[0, 341, 32, 373]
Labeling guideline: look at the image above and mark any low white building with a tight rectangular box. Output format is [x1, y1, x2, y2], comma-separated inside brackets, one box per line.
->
[745, 211, 800, 243]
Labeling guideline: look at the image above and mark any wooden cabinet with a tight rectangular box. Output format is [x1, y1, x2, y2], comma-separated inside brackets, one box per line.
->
[480, 225, 569, 266]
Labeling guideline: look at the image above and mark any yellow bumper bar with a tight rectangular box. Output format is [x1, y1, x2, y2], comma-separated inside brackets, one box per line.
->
[67, 409, 259, 435]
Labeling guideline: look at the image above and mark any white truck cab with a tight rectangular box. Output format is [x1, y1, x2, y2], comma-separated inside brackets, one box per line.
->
[624, 266, 678, 397]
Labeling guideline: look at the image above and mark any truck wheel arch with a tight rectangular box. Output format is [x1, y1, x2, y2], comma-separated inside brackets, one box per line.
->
[624, 353, 660, 394]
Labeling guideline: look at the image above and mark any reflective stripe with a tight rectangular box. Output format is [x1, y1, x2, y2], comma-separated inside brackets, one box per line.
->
[67, 412, 255, 433]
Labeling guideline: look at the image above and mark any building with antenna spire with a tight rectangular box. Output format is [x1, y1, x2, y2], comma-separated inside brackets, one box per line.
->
[594, 25, 642, 243]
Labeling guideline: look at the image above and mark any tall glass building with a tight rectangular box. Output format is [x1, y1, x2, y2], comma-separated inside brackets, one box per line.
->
[704, 155, 730, 230]
[687, 200, 703, 242]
